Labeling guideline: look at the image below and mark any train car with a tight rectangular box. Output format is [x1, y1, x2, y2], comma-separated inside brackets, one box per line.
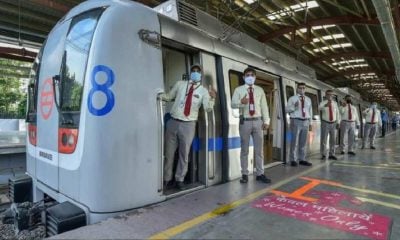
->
[22, 0, 369, 231]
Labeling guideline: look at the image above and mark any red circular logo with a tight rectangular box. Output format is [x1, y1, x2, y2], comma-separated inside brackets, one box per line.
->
[40, 78, 54, 120]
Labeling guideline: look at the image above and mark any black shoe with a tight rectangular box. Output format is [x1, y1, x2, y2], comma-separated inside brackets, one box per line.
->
[176, 181, 186, 190]
[299, 160, 312, 166]
[240, 175, 248, 183]
[348, 151, 356, 156]
[163, 180, 172, 189]
[340, 151, 345, 154]
[321, 155, 326, 160]
[328, 155, 337, 160]
[290, 161, 298, 167]
[256, 174, 271, 184]
[370, 146, 376, 149]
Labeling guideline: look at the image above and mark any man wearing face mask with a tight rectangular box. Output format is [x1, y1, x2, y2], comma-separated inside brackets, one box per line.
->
[339, 95, 360, 155]
[286, 82, 313, 167]
[318, 89, 340, 160]
[231, 67, 271, 184]
[361, 102, 382, 149]
[161, 64, 216, 190]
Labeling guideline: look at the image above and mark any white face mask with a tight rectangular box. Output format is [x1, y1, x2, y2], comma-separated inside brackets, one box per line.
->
[326, 96, 332, 101]
[244, 76, 255, 85]
[190, 72, 202, 82]
[371, 104, 377, 109]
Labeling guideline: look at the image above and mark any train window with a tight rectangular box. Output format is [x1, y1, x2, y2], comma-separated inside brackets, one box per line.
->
[229, 70, 243, 96]
[60, 9, 104, 124]
[285, 86, 294, 101]
[305, 92, 318, 117]
[26, 45, 44, 123]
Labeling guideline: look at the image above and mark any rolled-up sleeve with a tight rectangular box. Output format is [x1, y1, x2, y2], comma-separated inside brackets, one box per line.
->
[286, 97, 295, 113]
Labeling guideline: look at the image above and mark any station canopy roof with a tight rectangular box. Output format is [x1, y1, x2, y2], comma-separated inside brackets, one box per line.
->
[0, 0, 400, 110]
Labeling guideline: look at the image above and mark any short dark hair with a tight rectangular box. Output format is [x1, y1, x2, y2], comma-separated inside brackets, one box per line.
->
[190, 64, 202, 72]
[297, 82, 306, 87]
[345, 95, 351, 99]
[326, 89, 333, 94]
[243, 67, 256, 75]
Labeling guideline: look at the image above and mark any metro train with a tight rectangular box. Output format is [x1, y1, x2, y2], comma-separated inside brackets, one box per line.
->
[22, 0, 373, 230]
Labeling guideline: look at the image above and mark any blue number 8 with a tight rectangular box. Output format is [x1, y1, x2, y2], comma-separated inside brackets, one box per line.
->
[88, 65, 115, 116]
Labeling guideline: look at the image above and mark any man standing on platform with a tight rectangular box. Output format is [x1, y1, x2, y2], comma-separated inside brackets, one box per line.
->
[362, 102, 382, 149]
[286, 82, 313, 167]
[318, 89, 340, 160]
[339, 95, 359, 155]
[231, 67, 271, 184]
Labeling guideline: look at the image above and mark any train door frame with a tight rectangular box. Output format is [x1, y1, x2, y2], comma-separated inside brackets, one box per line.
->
[253, 69, 285, 167]
[35, 19, 72, 192]
[219, 57, 250, 181]
[283, 80, 296, 164]
[160, 40, 222, 195]
[304, 86, 321, 155]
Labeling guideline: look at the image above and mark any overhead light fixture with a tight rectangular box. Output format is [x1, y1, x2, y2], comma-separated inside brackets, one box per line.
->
[313, 34, 345, 42]
[243, 0, 256, 4]
[332, 58, 365, 65]
[313, 42, 352, 52]
[266, 1, 319, 20]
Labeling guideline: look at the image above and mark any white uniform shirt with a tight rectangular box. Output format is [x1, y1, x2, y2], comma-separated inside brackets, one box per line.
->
[339, 104, 360, 125]
[286, 94, 313, 119]
[231, 84, 270, 124]
[318, 100, 340, 122]
[161, 81, 215, 121]
[363, 108, 382, 126]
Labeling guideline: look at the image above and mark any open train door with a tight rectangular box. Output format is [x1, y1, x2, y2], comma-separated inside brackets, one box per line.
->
[220, 58, 251, 180]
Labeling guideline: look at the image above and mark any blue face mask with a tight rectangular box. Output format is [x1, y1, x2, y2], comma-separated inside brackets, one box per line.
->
[244, 76, 255, 85]
[371, 104, 377, 109]
[190, 72, 202, 82]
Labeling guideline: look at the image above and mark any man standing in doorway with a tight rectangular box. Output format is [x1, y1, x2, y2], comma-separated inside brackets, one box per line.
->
[318, 90, 340, 160]
[231, 67, 271, 184]
[362, 102, 382, 150]
[339, 95, 359, 155]
[161, 64, 216, 190]
[286, 82, 313, 167]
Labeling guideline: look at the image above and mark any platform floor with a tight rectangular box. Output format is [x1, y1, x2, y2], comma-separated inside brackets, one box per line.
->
[0, 131, 25, 154]
[53, 131, 400, 240]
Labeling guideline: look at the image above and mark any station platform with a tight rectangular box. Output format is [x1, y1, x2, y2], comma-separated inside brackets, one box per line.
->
[0, 131, 25, 154]
[0, 131, 26, 185]
[53, 132, 400, 240]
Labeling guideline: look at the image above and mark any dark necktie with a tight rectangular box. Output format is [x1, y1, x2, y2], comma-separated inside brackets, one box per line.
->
[249, 87, 255, 116]
[371, 109, 375, 123]
[184, 84, 195, 116]
[348, 104, 352, 120]
[328, 101, 333, 121]
[301, 96, 305, 118]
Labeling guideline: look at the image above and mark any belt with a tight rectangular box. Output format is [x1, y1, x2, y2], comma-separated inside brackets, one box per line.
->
[172, 117, 195, 123]
[322, 120, 336, 124]
[342, 120, 354, 122]
[366, 122, 376, 124]
[291, 118, 310, 121]
[242, 117, 262, 121]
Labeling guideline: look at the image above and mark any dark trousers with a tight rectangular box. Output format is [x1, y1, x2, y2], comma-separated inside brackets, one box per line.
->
[382, 121, 387, 137]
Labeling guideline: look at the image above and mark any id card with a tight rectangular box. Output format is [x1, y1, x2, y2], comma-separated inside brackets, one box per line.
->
[249, 104, 255, 111]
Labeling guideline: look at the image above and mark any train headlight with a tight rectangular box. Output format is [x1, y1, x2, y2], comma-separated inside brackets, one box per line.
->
[58, 128, 79, 154]
[68, 134, 75, 146]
